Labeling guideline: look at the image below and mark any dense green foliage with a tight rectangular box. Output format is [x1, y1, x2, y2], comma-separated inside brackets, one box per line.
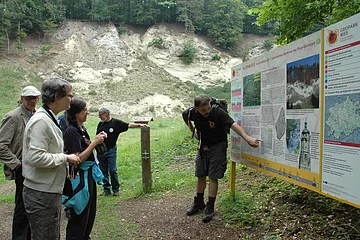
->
[204, 0, 247, 48]
[0, 0, 276, 51]
[249, 0, 360, 44]
[1, 0, 359, 51]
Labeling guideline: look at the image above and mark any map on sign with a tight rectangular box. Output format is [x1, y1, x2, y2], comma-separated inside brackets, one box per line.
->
[324, 94, 360, 143]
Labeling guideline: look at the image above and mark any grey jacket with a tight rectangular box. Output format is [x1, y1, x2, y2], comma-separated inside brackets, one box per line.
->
[0, 105, 31, 180]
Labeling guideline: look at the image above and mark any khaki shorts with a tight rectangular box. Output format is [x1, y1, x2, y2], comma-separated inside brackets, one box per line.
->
[195, 141, 227, 179]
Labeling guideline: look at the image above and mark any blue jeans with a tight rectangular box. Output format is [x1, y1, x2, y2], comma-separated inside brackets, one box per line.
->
[98, 146, 119, 193]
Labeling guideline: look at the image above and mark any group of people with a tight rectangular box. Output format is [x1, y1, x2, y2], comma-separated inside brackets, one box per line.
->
[0, 77, 146, 240]
[0, 77, 260, 240]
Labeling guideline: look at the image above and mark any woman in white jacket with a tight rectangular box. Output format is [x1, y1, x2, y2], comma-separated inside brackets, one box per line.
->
[22, 76, 81, 240]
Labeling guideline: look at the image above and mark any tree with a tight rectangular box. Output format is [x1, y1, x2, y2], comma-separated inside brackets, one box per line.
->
[90, 0, 112, 21]
[177, 0, 204, 32]
[242, 0, 277, 34]
[158, 0, 177, 23]
[249, 0, 360, 44]
[128, 0, 161, 26]
[0, 2, 12, 53]
[204, 0, 247, 48]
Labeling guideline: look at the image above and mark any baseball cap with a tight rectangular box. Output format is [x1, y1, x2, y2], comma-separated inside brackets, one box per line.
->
[21, 86, 41, 97]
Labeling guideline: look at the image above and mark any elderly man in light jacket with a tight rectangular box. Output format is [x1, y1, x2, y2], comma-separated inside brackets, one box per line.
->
[0, 85, 41, 240]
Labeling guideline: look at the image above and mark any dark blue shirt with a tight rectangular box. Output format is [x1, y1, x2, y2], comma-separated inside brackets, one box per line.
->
[64, 125, 95, 162]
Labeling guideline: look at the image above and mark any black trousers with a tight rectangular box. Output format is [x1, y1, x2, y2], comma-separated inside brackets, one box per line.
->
[66, 168, 97, 240]
[13, 165, 31, 240]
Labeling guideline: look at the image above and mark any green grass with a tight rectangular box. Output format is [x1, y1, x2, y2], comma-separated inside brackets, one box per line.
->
[0, 66, 42, 117]
[0, 194, 14, 204]
[193, 81, 231, 104]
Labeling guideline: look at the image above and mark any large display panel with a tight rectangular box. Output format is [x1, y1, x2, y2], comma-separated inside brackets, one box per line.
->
[231, 13, 360, 208]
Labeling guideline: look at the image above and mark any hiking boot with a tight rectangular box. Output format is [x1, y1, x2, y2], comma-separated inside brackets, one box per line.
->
[113, 191, 119, 196]
[202, 203, 215, 223]
[186, 196, 206, 216]
[101, 191, 111, 196]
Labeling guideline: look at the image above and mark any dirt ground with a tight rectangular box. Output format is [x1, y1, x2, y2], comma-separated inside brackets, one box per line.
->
[0, 182, 247, 240]
[1, 168, 360, 240]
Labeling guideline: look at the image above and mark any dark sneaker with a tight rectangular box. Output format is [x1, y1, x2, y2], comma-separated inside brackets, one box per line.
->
[186, 196, 206, 216]
[113, 191, 119, 196]
[202, 204, 215, 223]
[101, 191, 111, 196]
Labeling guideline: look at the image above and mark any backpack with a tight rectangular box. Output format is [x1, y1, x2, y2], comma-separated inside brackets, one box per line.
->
[187, 97, 229, 139]
[210, 97, 228, 113]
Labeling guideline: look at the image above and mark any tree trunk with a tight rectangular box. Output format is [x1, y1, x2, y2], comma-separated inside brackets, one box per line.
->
[6, 31, 9, 55]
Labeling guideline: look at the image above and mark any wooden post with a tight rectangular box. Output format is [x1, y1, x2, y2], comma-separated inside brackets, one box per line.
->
[229, 161, 236, 199]
[133, 117, 153, 192]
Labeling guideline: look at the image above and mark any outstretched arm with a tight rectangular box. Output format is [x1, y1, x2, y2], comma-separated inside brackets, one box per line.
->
[128, 123, 148, 128]
[231, 123, 262, 148]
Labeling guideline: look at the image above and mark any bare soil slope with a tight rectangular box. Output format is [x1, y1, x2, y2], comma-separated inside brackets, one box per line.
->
[3, 20, 270, 118]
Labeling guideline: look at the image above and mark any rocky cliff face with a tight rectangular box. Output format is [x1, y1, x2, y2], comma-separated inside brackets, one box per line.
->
[30, 20, 269, 118]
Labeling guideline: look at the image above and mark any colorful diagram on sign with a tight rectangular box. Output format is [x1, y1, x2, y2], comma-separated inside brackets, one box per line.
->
[324, 93, 360, 145]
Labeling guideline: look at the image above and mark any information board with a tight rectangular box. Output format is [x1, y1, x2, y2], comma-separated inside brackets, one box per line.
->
[231, 13, 360, 208]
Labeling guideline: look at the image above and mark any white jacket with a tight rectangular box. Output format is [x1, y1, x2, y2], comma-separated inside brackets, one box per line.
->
[22, 107, 67, 194]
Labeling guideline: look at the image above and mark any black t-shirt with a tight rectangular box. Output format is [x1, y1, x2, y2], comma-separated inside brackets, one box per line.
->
[64, 125, 95, 162]
[182, 106, 234, 146]
[96, 118, 129, 148]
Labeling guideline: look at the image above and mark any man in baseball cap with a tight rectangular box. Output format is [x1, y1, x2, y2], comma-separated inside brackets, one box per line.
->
[21, 85, 41, 96]
[20, 86, 41, 115]
[0, 85, 40, 239]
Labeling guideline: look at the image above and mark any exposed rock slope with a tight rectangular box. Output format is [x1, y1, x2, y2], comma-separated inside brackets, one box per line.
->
[15, 21, 270, 118]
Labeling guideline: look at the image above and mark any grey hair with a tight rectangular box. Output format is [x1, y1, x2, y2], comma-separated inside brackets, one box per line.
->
[194, 94, 210, 107]
[41, 76, 72, 104]
[99, 106, 110, 114]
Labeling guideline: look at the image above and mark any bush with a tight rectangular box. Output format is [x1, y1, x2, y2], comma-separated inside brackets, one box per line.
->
[149, 37, 167, 49]
[182, 41, 197, 64]
[118, 26, 127, 35]
[15, 41, 24, 50]
[211, 53, 221, 61]
[240, 47, 249, 62]
[263, 38, 275, 51]
[39, 44, 53, 54]
[88, 90, 97, 95]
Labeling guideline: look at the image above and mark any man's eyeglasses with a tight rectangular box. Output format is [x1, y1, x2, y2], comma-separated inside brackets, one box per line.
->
[24, 96, 39, 101]
[98, 112, 106, 117]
